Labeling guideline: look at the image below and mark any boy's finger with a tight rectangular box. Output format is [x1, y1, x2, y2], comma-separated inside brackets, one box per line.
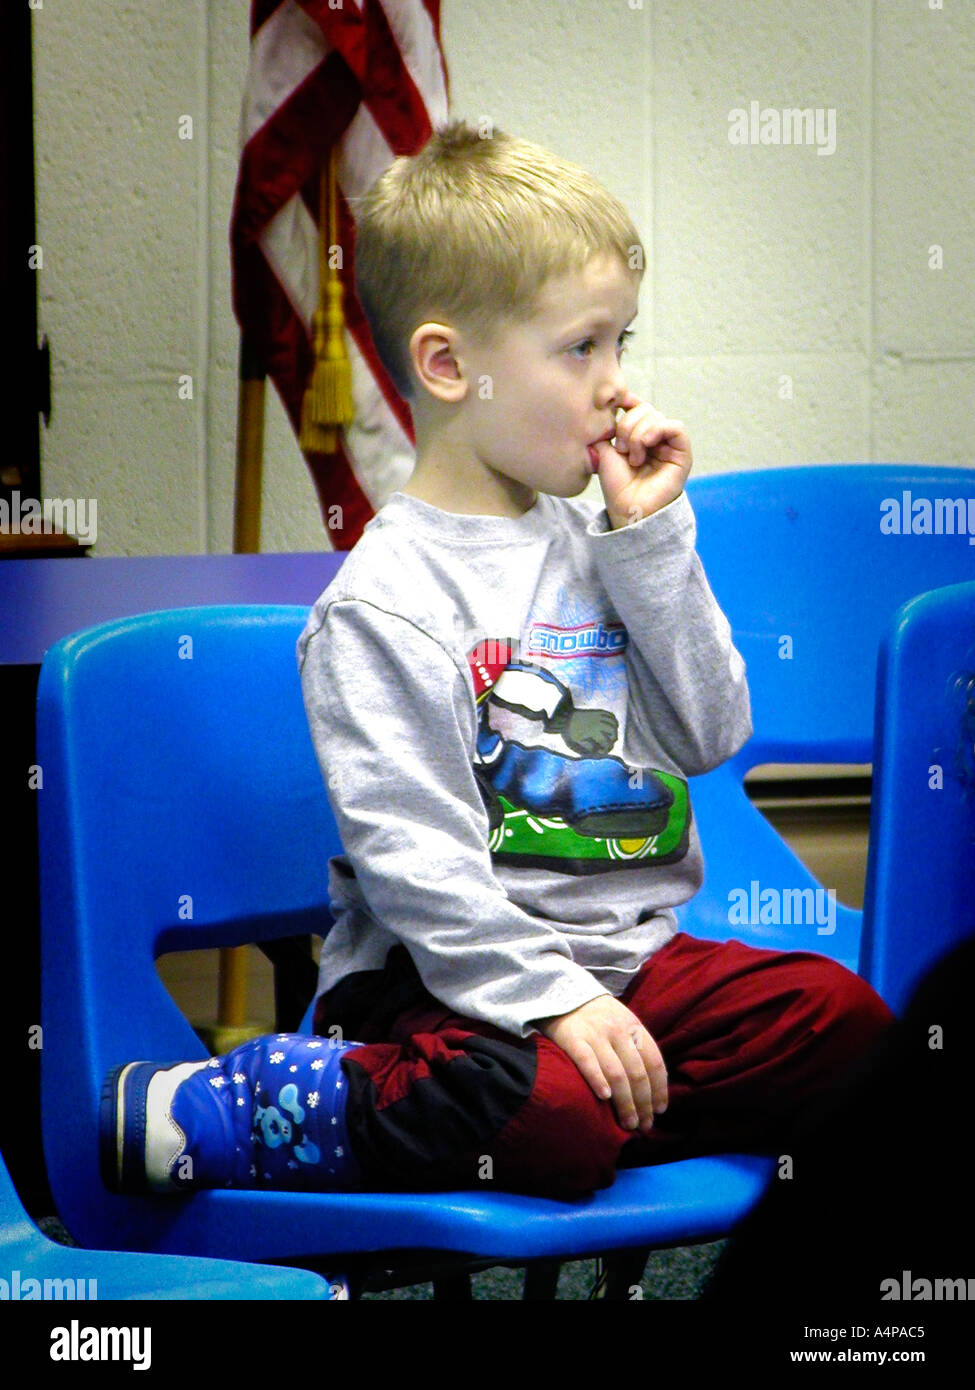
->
[586, 1042, 635, 1130]
[616, 388, 648, 416]
[614, 403, 660, 453]
[566, 1039, 614, 1104]
[636, 1034, 669, 1114]
[630, 420, 685, 457]
[595, 1037, 654, 1132]
[623, 1049, 656, 1132]
[617, 436, 646, 466]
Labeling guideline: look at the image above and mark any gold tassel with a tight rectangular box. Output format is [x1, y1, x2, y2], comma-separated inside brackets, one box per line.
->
[300, 146, 355, 454]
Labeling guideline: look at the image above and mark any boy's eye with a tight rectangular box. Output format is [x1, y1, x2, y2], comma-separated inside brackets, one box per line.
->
[569, 329, 635, 359]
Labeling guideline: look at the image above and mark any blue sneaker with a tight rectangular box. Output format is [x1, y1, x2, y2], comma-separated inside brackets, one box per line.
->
[100, 1035, 363, 1194]
[101, 1060, 213, 1194]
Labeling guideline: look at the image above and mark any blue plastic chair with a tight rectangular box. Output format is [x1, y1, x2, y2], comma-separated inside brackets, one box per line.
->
[37, 605, 773, 1293]
[703, 584, 975, 1307]
[0, 1146, 337, 1300]
[679, 463, 975, 994]
[859, 580, 975, 1012]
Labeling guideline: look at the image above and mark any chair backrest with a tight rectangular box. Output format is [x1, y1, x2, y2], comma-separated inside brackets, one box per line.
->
[677, 465, 975, 973]
[688, 464, 975, 767]
[860, 580, 975, 1012]
[37, 605, 341, 1211]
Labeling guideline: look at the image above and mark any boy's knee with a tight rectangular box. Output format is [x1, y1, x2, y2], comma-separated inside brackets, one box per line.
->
[803, 957, 895, 1043]
[778, 959, 896, 1111]
[491, 1036, 627, 1197]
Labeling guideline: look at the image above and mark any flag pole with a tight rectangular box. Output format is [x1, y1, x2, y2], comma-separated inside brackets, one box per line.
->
[210, 332, 267, 1051]
[233, 333, 266, 552]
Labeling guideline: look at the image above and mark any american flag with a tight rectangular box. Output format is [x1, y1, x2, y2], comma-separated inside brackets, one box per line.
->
[230, 0, 450, 547]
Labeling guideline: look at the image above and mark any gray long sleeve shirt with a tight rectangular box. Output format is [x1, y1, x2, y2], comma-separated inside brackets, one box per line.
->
[297, 487, 752, 1039]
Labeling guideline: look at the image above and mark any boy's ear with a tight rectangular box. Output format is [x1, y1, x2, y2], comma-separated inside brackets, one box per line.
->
[408, 322, 469, 403]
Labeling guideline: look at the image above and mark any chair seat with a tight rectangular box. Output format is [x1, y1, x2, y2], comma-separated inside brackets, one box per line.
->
[61, 1154, 775, 1263]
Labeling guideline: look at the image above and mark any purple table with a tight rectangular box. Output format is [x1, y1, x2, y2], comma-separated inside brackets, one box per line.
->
[0, 551, 345, 664]
[0, 551, 347, 1214]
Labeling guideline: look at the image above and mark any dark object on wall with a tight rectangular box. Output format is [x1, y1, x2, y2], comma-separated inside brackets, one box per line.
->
[1, 3, 44, 503]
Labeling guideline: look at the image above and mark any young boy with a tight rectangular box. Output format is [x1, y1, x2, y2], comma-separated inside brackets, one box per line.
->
[102, 121, 893, 1201]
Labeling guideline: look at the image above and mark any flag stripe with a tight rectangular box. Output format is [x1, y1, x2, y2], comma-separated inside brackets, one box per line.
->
[418, 0, 443, 47]
[376, 1, 449, 121]
[233, 54, 359, 249]
[332, 173, 417, 445]
[335, 101, 398, 199]
[237, 242, 385, 537]
[309, 0, 435, 154]
[305, 441, 376, 542]
[258, 191, 319, 332]
[242, 0, 329, 146]
[342, 334, 416, 508]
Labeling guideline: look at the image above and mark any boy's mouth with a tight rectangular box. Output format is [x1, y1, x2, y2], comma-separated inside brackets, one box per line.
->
[587, 429, 616, 472]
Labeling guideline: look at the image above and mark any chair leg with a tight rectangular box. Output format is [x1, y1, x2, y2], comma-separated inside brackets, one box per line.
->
[522, 1258, 562, 1300]
[592, 1247, 650, 1300]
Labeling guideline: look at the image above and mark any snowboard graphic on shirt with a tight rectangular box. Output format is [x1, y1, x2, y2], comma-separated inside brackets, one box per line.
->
[468, 635, 691, 874]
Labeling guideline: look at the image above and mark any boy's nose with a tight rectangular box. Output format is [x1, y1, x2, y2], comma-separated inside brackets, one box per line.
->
[596, 366, 626, 411]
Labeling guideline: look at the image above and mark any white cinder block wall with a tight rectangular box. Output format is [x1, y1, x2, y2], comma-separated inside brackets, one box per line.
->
[32, 0, 974, 557]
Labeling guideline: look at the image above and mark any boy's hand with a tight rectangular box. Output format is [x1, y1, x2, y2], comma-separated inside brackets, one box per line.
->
[532, 995, 668, 1134]
[593, 390, 693, 530]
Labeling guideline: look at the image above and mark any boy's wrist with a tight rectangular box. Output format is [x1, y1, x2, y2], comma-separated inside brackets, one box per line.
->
[605, 490, 684, 531]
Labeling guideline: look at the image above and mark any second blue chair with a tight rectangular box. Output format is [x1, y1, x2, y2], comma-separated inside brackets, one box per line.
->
[0, 1146, 339, 1300]
[680, 463, 974, 985]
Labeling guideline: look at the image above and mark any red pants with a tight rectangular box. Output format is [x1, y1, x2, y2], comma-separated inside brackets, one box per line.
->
[314, 933, 895, 1199]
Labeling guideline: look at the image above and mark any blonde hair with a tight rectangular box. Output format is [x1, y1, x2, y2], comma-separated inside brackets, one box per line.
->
[352, 119, 645, 399]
